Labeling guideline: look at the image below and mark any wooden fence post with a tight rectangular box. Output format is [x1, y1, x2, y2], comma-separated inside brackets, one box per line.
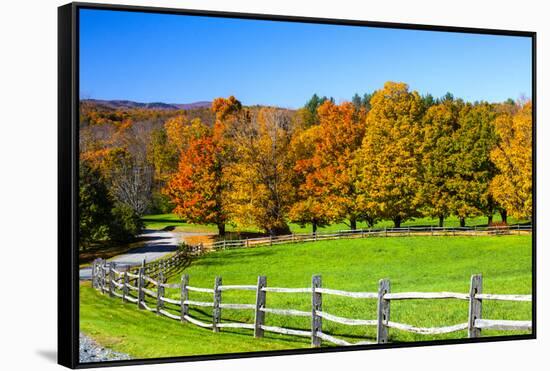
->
[122, 271, 129, 302]
[91, 259, 97, 289]
[468, 274, 483, 338]
[311, 275, 322, 347]
[246, 238, 249, 248]
[270, 235, 273, 246]
[99, 262, 105, 294]
[377, 279, 391, 344]
[157, 272, 164, 314]
[180, 274, 189, 322]
[213, 276, 222, 332]
[137, 267, 144, 309]
[254, 276, 267, 338]
[108, 263, 116, 297]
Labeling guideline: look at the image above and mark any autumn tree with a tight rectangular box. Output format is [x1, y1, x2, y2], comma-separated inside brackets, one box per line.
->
[164, 125, 228, 235]
[420, 98, 463, 226]
[164, 97, 240, 235]
[291, 101, 367, 231]
[297, 94, 334, 128]
[288, 125, 332, 233]
[450, 102, 498, 226]
[225, 108, 296, 235]
[356, 82, 424, 227]
[490, 101, 532, 220]
[147, 115, 211, 213]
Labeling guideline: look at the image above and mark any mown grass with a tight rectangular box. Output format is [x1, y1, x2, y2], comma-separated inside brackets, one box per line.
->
[142, 213, 529, 235]
[161, 235, 532, 344]
[81, 234, 532, 359]
[80, 282, 310, 360]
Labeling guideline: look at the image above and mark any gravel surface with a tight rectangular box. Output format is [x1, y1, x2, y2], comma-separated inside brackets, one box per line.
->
[79, 333, 131, 363]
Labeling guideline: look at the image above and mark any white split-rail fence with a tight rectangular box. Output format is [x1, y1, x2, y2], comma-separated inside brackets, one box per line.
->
[207, 224, 532, 250]
[91, 260, 532, 347]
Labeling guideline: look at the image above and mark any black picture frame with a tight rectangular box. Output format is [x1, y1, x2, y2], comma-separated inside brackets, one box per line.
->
[58, 2, 537, 369]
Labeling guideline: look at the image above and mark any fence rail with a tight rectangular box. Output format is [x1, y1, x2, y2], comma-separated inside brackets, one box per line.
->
[206, 224, 532, 251]
[91, 260, 532, 347]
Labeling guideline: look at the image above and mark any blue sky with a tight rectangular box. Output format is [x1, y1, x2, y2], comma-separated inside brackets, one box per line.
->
[79, 9, 532, 109]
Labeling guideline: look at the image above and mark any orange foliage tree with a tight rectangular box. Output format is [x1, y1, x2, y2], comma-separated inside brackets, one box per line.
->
[164, 124, 228, 235]
[290, 101, 367, 231]
[163, 97, 242, 236]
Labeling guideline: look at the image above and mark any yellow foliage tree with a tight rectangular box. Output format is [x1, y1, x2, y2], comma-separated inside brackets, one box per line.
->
[356, 82, 424, 227]
[225, 107, 295, 235]
[490, 101, 532, 219]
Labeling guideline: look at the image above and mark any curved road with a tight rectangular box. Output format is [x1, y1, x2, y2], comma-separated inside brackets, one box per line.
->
[79, 229, 213, 280]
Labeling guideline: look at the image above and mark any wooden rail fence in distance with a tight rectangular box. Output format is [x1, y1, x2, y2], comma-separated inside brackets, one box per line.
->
[91, 260, 532, 347]
[206, 224, 532, 251]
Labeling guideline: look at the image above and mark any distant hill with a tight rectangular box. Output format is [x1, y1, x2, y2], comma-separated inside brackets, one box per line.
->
[82, 99, 212, 111]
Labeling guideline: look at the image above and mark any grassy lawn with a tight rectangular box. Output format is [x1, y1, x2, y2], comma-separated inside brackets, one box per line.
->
[80, 282, 310, 360]
[142, 213, 529, 235]
[81, 235, 532, 359]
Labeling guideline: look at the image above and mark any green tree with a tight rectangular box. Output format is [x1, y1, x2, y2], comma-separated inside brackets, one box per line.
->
[450, 102, 498, 226]
[420, 99, 463, 226]
[79, 160, 113, 248]
[300, 94, 333, 127]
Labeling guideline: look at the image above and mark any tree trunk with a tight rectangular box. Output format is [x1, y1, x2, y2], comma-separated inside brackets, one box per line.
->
[271, 224, 291, 236]
[438, 215, 444, 228]
[500, 209, 508, 224]
[350, 217, 357, 231]
[459, 217, 466, 228]
[217, 223, 226, 236]
[393, 216, 402, 228]
[366, 217, 375, 228]
[312, 220, 317, 234]
[487, 214, 493, 226]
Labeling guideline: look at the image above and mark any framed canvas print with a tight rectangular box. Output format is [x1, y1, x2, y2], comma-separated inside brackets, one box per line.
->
[58, 2, 536, 368]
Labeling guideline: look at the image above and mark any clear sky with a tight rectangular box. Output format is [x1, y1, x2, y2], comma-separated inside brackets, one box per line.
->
[79, 8, 532, 109]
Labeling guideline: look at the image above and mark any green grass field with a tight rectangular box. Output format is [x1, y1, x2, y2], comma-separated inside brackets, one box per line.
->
[142, 213, 528, 235]
[80, 235, 532, 359]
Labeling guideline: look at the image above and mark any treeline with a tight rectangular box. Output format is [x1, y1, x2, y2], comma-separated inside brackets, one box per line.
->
[79, 81, 532, 243]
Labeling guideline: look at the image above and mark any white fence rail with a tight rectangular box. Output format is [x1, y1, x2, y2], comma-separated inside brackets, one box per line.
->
[91, 260, 532, 347]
